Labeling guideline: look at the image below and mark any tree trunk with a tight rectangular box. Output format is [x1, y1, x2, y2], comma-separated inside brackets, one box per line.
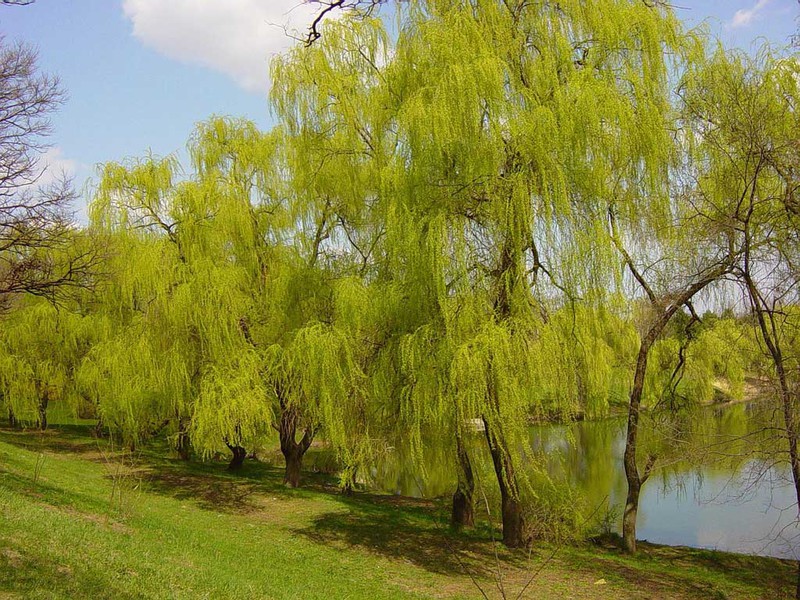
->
[278, 408, 314, 488]
[175, 417, 191, 460]
[451, 432, 475, 530]
[619, 271, 722, 553]
[743, 273, 800, 598]
[483, 416, 525, 547]
[37, 393, 48, 431]
[283, 446, 303, 488]
[622, 479, 640, 554]
[622, 341, 650, 554]
[8, 408, 17, 428]
[226, 444, 246, 470]
[341, 465, 357, 496]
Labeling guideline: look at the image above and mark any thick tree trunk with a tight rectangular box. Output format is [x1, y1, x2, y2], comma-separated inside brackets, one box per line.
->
[278, 408, 314, 488]
[283, 446, 303, 488]
[175, 417, 191, 460]
[483, 416, 525, 548]
[451, 432, 475, 530]
[226, 444, 246, 470]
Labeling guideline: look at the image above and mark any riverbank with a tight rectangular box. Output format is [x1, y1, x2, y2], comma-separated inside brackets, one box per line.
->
[0, 425, 795, 599]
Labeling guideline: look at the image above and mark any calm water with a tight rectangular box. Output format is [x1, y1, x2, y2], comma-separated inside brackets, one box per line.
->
[368, 402, 800, 559]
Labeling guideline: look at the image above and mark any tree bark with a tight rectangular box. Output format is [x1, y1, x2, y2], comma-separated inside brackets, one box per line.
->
[483, 416, 525, 547]
[278, 407, 314, 488]
[622, 341, 649, 554]
[617, 259, 728, 554]
[742, 272, 800, 598]
[37, 392, 48, 431]
[8, 408, 17, 428]
[226, 444, 247, 470]
[451, 431, 475, 530]
[175, 417, 191, 460]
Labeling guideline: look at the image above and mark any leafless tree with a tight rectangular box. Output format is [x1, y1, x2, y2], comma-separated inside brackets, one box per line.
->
[304, 0, 388, 45]
[0, 37, 100, 312]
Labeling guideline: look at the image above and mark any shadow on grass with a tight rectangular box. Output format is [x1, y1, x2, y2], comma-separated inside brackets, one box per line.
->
[291, 490, 535, 580]
[0, 540, 139, 600]
[142, 459, 286, 514]
[9, 425, 793, 597]
[580, 534, 796, 599]
[138, 449, 523, 581]
[0, 424, 103, 456]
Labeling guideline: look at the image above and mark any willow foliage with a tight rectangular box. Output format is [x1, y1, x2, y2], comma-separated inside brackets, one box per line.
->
[0, 298, 97, 425]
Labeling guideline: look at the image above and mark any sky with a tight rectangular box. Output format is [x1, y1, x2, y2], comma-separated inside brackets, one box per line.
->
[1, 0, 798, 218]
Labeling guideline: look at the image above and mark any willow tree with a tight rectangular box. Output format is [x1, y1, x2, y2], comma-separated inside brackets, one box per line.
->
[383, 0, 701, 547]
[681, 47, 800, 590]
[274, 0, 702, 546]
[0, 296, 96, 429]
[88, 115, 374, 484]
[596, 53, 743, 553]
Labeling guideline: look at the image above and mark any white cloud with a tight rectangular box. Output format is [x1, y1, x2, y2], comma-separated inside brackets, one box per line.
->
[730, 0, 771, 28]
[122, 0, 320, 94]
[36, 146, 78, 188]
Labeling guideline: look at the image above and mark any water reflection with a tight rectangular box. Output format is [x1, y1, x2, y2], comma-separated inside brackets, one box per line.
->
[365, 401, 800, 559]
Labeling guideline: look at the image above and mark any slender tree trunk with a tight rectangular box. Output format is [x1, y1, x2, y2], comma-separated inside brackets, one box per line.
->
[483, 416, 525, 547]
[8, 408, 17, 428]
[341, 465, 357, 496]
[451, 431, 475, 530]
[743, 273, 800, 598]
[618, 266, 724, 554]
[175, 417, 191, 460]
[278, 408, 314, 488]
[622, 341, 650, 554]
[226, 444, 247, 470]
[37, 393, 48, 431]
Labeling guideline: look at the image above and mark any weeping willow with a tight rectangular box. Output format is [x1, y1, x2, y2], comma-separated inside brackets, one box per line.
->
[0, 0, 769, 557]
[0, 297, 98, 429]
[267, 0, 702, 546]
[84, 110, 380, 482]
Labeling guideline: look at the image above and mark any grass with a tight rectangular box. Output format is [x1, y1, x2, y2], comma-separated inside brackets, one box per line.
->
[0, 425, 796, 599]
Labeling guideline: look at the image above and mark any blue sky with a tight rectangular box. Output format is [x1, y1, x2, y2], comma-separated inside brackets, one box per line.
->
[1, 0, 798, 217]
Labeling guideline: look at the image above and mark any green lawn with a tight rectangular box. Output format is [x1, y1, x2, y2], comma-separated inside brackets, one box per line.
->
[0, 426, 795, 599]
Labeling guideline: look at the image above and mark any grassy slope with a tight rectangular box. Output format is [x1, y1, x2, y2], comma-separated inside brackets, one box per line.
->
[0, 426, 795, 600]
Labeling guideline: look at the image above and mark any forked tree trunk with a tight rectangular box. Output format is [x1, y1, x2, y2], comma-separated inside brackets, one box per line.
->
[618, 263, 725, 554]
[483, 416, 525, 548]
[226, 444, 247, 470]
[451, 431, 475, 530]
[279, 408, 315, 488]
[623, 331, 670, 553]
